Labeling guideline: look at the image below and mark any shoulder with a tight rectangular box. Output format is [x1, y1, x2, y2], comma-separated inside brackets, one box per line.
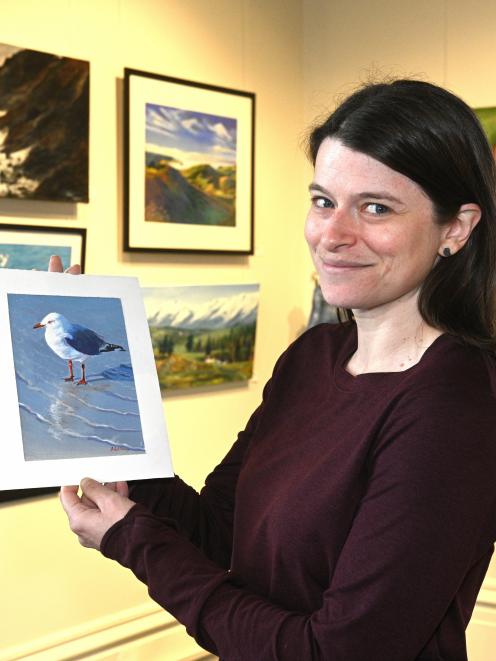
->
[402, 334, 496, 405]
[379, 335, 496, 460]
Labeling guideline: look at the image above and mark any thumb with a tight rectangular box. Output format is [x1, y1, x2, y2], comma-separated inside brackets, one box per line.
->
[80, 477, 108, 505]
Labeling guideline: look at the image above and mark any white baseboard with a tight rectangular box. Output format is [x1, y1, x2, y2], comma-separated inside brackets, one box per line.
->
[2, 602, 214, 661]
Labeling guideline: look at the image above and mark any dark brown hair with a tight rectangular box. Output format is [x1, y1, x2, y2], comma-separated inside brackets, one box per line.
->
[308, 79, 496, 351]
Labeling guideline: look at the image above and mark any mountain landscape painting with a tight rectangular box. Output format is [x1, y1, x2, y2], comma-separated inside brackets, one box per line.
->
[143, 284, 259, 392]
[145, 103, 237, 226]
[0, 43, 89, 202]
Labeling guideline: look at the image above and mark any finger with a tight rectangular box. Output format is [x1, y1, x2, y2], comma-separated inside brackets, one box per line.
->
[81, 493, 98, 509]
[48, 255, 64, 272]
[116, 481, 129, 497]
[80, 477, 111, 506]
[65, 264, 81, 275]
[59, 485, 83, 518]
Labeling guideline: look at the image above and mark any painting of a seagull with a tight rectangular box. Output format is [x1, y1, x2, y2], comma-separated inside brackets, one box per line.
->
[7, 292, 145, 462]
[33, 312, 125, 385]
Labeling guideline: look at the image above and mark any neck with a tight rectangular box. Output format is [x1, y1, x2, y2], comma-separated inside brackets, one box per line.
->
[346, 293, 444, 375]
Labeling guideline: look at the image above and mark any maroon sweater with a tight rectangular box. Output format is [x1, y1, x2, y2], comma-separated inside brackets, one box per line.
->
[102, 323, 496, 660]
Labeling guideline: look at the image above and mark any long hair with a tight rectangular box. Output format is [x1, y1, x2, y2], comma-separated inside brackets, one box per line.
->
[307, 80, 496, 351]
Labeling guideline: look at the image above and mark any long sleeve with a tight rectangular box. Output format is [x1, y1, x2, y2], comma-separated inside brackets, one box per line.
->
[100, 327, 496, 660]
[127, 392, 267, 568]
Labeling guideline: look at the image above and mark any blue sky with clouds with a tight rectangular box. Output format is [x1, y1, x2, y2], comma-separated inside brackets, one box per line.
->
[146, 103, 237, 168]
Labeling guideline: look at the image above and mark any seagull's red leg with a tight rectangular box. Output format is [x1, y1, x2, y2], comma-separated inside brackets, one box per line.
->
[65, 360, 74, 382]
[77, 363, 87, 385]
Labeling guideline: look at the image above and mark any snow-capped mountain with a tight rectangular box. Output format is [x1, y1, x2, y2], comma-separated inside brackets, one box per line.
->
[145, 290, 259, 330]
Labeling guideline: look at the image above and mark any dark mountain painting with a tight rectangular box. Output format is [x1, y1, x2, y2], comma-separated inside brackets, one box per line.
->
[0, 44, 89, 202]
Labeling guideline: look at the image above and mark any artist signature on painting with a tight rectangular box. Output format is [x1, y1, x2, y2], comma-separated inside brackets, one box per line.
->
[110, 446, 127, 452]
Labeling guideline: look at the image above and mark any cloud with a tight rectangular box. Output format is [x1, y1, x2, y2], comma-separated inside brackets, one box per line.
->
[147, 108, 175, 134]
[208, 121, 232, 142]
[182, 117, 202, 134]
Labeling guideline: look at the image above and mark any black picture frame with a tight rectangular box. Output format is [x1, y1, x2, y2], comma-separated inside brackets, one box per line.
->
[0, 223, 86, 272]
[123, 68, 255, 255]
[0, 224, 86, 503]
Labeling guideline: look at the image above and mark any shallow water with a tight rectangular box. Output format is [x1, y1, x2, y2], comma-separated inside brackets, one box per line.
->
[8, 293, 145, 461]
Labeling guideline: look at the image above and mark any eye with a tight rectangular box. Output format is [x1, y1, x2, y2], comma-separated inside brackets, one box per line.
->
[364, 202, 390, 215]
[311, 196, 333, 209]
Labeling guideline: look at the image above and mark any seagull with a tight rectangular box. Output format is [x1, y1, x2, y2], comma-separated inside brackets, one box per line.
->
[33, 312, 125, 385]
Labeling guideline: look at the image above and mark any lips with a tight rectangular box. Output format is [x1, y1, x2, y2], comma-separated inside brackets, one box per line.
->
[318, 258, 371, 270]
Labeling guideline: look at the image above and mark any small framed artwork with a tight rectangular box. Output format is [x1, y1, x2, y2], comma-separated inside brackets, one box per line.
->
[474, 107, 496, 159]
[143, 283, 259, 393]
[124, 68, 255, 255]
[307, 275, 340, 328]
[0, 269, 173, 494]
[0, 43, 89, 202]
[0, 224, 86, 272]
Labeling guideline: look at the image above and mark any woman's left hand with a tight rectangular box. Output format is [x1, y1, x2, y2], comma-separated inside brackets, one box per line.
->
[60, 478, 135, 550]
[48, 254, 81, 275]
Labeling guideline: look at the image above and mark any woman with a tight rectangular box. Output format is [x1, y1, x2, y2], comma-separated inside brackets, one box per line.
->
[59, 80, 496, 660]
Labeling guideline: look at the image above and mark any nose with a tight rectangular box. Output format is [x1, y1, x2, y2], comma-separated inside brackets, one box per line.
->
[319, 207, 357, 251]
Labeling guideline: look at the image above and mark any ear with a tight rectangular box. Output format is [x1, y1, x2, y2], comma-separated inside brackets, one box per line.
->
[438, 203, 481, 256]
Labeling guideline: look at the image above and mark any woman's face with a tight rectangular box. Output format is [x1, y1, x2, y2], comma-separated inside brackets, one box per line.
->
[305, 138, 448, 313]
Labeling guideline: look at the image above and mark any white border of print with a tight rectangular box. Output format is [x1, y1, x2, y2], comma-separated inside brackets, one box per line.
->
[0, 269, 173, 490]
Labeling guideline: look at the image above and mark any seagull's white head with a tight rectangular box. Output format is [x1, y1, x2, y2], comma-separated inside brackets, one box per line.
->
[33, 312, 69, 331]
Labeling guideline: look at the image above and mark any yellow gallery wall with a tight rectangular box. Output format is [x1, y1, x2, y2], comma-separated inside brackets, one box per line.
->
[3, 0, 496, 657]
[0, 0, 311, 656]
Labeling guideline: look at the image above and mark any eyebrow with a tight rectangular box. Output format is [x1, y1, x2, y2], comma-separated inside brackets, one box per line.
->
[308, 182, 404, 205]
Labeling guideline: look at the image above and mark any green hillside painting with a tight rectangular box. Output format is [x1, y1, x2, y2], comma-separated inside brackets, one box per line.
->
[145, 104, 237, 226]
[474, 106, 496, 158]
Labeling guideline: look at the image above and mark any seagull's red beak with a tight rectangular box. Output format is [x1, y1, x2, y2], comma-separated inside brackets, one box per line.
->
[33, 322, 44, 329]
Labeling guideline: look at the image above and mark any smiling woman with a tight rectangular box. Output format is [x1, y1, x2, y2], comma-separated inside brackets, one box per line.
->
[61, 80, 496, 661]
[307, 80, 496, 357]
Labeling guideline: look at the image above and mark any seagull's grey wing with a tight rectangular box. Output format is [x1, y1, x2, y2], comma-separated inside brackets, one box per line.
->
[66, 324, 105, 355]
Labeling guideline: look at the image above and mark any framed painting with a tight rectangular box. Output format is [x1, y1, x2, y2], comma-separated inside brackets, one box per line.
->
[307, 275, 340, 328]
[0, 225, 86, 503]
[474, 107, 496, 159]
[124, 68, 255, 254]
[0, 269, 172, 495]
[0, 224, 86, 272]
[142, 283, 259, 392]
[0, 43, 89, 202]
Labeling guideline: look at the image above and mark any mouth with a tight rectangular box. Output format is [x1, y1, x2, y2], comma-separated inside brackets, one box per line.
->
[33, 322, 44, 329]
[318, 259, 372, 272]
